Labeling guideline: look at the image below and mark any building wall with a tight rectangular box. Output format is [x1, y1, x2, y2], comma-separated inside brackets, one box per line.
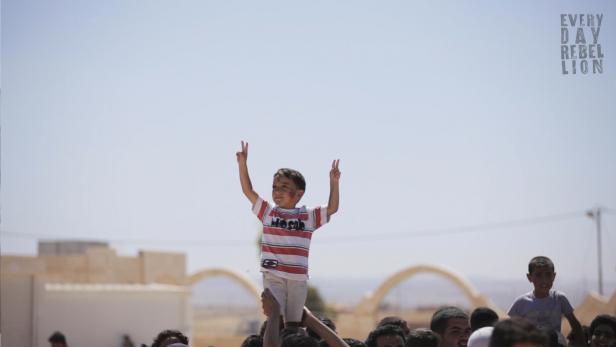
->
[34, 284, 189, 347]
[1, 248, 185, 285]
[0, 274, 35, 347]
[141, 251, 186, 285]
[1, 246, 188, 347]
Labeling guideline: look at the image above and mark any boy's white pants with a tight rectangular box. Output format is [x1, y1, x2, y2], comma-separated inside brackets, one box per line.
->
[263, 272, 308, 323]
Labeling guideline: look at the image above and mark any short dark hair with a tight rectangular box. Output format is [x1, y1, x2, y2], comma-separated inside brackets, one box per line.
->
[241, 334, 263, 347]
[281, 333, 319, 347]
[406, 328, 439, 347]
[48, 331, 67, 344]
[470, 307, 499, 331]
[528, 256, 555, 274]
[489, 318, 547, 347]
[275, 168, 306, 191]
[590, 314, 616, 338]
[151, 329, 189, 347]
[365, 324, 406, 347]
[378, 316, 410, 335]
[344, 338, 368, 347]
[321, 338, 367, 347]
[430, 306, 469, 334]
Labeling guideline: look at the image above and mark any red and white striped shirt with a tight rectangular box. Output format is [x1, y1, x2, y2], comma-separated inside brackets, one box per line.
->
[252, 197, 329, 281]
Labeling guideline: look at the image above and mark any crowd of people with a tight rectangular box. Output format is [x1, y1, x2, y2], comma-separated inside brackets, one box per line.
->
[47, 255, 615, 347]
[46, 256, 615, 347]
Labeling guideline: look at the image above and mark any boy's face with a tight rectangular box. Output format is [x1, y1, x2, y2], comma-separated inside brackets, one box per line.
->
[527, 265, 555, 297]
[272, 175, 304, 209]
[440, 317, 470, 347]
[591, 323, 616, 347]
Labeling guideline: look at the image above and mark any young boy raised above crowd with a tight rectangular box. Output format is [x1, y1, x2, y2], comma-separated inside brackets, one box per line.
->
[237, 141, 341, 328]
[508, 256, 587, 347]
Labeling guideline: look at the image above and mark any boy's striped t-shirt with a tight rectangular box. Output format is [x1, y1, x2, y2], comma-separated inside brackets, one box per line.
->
[252, 197, 328, 281]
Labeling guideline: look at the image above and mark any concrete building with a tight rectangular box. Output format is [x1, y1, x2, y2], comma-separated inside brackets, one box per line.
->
[1, 241, 190, 347]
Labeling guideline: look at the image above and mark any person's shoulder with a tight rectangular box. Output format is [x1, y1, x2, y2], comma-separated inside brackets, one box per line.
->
[550, 289, 571, 302]
[514, 291, 534, 302]
[551, 289, 569, 298]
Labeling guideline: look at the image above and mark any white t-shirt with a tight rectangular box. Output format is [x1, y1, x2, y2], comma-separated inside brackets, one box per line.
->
[252, 197, 329, 281]
[507, 290, 573, 333]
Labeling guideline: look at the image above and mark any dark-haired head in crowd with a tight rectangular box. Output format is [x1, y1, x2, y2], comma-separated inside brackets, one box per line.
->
[344, 338, 368, 347]
[378, 316, 410, 336]
[430, 306, 470, 347]
[282, 333, 320, 347]
[489, 318, 547, 347]
[406, 328, 440, 347]
[241, 334, 264, 347]
[589, 314, 616, 347]
[470, 307, 498, 332]
[366, 324, 406, 347]
[151, 329, 189, 347]
[49, 331, 68, 347]
[508, 256, 585, 346]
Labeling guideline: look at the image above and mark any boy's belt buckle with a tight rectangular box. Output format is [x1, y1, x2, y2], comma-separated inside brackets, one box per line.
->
[262, 259, 279, 269]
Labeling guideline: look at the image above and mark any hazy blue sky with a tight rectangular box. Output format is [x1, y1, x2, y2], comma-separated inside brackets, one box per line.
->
[2, 1, 615, 296]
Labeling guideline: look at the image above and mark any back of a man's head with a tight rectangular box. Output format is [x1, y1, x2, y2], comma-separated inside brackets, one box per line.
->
[48, 331, 67, 347]
[378, 316, 410, 336]
[281, 333, 319, 347]
[489, 318, 547, 347]
[241, 334, 263, 347]
[470, 307, 499, 331]
[430, 306, 469, 335]
[344, 338, 368, 347]
[366, 324, 406, 347]
[405, 328, 439, 347]
[151, 329, 189, 347]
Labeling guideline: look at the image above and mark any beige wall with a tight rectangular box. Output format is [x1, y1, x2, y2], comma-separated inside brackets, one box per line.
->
[1, 248, 188, 347]
[0, 274, 35, 347]
[35, 284, 189, 347]
[1, 249, 185, 285]
[141, 251, 186, 285]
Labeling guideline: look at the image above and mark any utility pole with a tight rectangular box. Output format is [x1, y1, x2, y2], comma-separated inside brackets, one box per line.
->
[586, 206, 603, 296]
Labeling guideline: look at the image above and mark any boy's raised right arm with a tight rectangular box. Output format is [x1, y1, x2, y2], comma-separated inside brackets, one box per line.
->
[236, 141, 258, 206]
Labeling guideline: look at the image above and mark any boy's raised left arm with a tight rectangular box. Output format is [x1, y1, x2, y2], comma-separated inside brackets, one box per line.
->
[565, 312, 588, 347]
[327, 159, 341, 217]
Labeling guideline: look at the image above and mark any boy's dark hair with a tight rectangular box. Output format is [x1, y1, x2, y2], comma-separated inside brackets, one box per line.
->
[241, 334, 264, 347]
[365, 324, 406, 347]
[470, 307, 499, 331]
[48, 331, 67, 344]
[321, 338, 367, 347]
[275, 168, 306, 191]
[151, 329, 189, 347]
[281, 333, 319, 347]
[590, 314, 616, 338]
[378, 316, 410, 335]
[406, 328, 439, 347]
[430, 306, 469, 334]
[489, 318, 548, 347]
[343, 338, 368, 347]
[528, 256, 555, 274]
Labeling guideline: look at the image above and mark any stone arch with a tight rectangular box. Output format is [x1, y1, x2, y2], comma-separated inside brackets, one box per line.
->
[355, 264, 496, 315]
[187, 268, 261, 306]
